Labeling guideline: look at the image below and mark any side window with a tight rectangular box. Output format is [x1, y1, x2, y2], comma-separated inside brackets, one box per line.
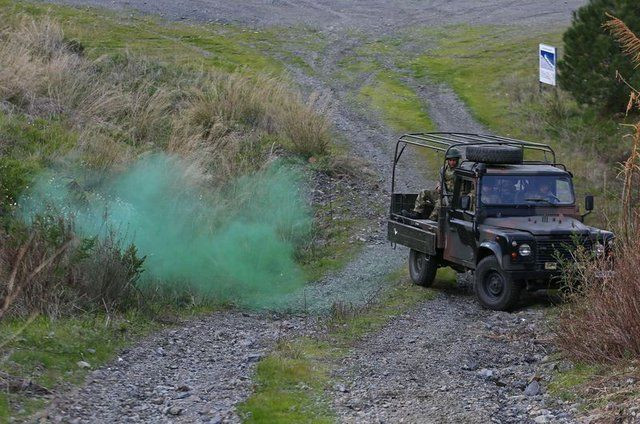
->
[453, 177, 475, 210]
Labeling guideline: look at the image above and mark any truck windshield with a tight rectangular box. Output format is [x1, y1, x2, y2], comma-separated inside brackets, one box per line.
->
[480, 175, 574, 206]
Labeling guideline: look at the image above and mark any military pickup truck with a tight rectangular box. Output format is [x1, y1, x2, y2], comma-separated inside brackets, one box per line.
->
[388, 133, 614, 311]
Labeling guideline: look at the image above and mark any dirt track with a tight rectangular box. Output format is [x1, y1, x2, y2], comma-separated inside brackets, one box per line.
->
[47, 0, 583, 29]
[40, 0, 588, 422]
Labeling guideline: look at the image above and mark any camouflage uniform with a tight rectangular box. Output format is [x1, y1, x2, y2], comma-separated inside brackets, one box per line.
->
[427, 165, 456, 220]
[413, 189, 436, 216]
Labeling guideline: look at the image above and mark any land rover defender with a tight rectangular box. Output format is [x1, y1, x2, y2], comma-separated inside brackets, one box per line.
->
[388, 133, 614, 311]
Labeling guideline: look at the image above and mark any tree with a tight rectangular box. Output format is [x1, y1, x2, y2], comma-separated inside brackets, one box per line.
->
[558, 0, 640, 113]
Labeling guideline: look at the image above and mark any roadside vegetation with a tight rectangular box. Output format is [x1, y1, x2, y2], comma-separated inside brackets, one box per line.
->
[550, 13, 640, 421]
[0, 3, 360, 418]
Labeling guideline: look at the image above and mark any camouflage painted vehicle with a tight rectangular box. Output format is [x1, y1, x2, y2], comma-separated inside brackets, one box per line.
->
[388, 133, 614, 311]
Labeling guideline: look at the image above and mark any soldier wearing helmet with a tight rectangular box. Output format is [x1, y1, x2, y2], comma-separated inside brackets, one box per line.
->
[428, 147, 461, 220]
[407, 147, 461, 220]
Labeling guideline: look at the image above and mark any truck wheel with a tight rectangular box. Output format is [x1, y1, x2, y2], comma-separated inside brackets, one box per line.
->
[409, 249, 437, 287]
[474, 256, 521, 311]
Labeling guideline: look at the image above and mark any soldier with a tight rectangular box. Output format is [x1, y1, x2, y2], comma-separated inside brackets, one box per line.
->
[403, 147, 461, 220]
[409, 188, 435, 218]
[526, 180, 558, 203]
[537, 181, 558, 202]
[427, 147, 461, 220]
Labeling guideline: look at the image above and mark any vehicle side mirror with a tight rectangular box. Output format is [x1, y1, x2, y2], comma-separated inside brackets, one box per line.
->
[585, 195, 594, 212]
[460, 195, 471, 211]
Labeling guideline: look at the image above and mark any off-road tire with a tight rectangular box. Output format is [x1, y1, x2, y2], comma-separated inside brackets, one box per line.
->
[465, 145, 523, 164]
[474, 256, 521, 310]
[409, 249, 438, 287]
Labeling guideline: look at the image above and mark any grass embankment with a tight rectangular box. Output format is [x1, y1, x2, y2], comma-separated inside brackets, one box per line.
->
[238, 268, 455, 423]
[0, 2, 356, 419]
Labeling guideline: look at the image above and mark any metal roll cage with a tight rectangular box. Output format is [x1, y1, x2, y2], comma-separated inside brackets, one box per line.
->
[391, 132, 557, 194]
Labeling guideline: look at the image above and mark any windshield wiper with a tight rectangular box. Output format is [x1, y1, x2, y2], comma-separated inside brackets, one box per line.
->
[525, 197, 556, 206]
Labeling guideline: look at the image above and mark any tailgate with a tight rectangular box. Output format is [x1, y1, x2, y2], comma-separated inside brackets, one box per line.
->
[387, 219, 437, 255]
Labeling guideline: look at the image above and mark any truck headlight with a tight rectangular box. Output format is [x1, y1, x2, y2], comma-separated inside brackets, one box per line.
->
[594, 243, 605, 257]
[518, 244, 532, 257]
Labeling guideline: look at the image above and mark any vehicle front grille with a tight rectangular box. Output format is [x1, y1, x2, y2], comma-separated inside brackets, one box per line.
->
[535, 235, 593, 265]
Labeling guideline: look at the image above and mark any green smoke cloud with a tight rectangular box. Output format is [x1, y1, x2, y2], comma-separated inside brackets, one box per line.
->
[19, 154, 312, 308]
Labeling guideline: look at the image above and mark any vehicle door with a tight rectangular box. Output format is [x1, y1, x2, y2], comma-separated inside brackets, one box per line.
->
[444, 175, 476, 267]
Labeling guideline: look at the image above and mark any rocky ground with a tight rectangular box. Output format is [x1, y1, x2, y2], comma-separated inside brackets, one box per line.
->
[41, 312, 315, 423]
[38, 0, 591, 422]
[332, 291, 576, 424]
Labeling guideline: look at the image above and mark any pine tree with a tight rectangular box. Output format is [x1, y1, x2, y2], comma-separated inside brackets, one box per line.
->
[558, 0, 640, 113]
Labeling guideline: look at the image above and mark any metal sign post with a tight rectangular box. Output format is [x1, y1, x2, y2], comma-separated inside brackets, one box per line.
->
[539, 44, 557, 89]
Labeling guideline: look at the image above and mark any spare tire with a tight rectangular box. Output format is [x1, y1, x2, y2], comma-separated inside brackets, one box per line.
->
[465, 145, 523, 164]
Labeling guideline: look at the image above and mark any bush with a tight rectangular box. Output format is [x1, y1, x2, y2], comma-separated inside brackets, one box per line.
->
[555, 233, 640, 363]
[0, 216, 145, 318]
[558, 0, 640, 113]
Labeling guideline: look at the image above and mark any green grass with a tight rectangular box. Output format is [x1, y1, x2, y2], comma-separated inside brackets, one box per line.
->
[238, 267, 454, 423]
[240, 341, 334, 424]
[329, 33, 435, 133]
[0, 113, 77, 208]
[547, 363, 600, 403]
[360, 73, 435, 132]
[409, 25, 562, 136]
[0, 304, 223, 421]
[0, 312, 157, 420]
[0, 0, 282, 74]
[546, 362, 640, 416]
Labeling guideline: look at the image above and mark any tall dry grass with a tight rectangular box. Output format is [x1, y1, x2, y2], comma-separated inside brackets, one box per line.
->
[0, 15, 332, 177]
[555, 237, 640, 363]
[0, 15, 333, 318]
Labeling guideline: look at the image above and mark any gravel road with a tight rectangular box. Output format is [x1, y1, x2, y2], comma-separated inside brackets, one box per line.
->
[38, 0, 588, 422]
[332, 292, 576, 423]
[43, 312, 313, 423]
[46, 0, 585, 30]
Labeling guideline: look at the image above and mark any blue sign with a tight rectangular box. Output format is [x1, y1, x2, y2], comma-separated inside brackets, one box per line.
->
[539, 44, 557, 86]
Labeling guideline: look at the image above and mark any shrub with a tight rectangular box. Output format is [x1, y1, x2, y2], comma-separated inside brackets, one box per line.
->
[558, 0, 640, 113]
[555, 233, 640, 363]
[0, 216, 145, 318]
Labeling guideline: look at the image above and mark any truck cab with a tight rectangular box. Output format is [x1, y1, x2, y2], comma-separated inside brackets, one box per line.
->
[388, 133, 613, 311]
